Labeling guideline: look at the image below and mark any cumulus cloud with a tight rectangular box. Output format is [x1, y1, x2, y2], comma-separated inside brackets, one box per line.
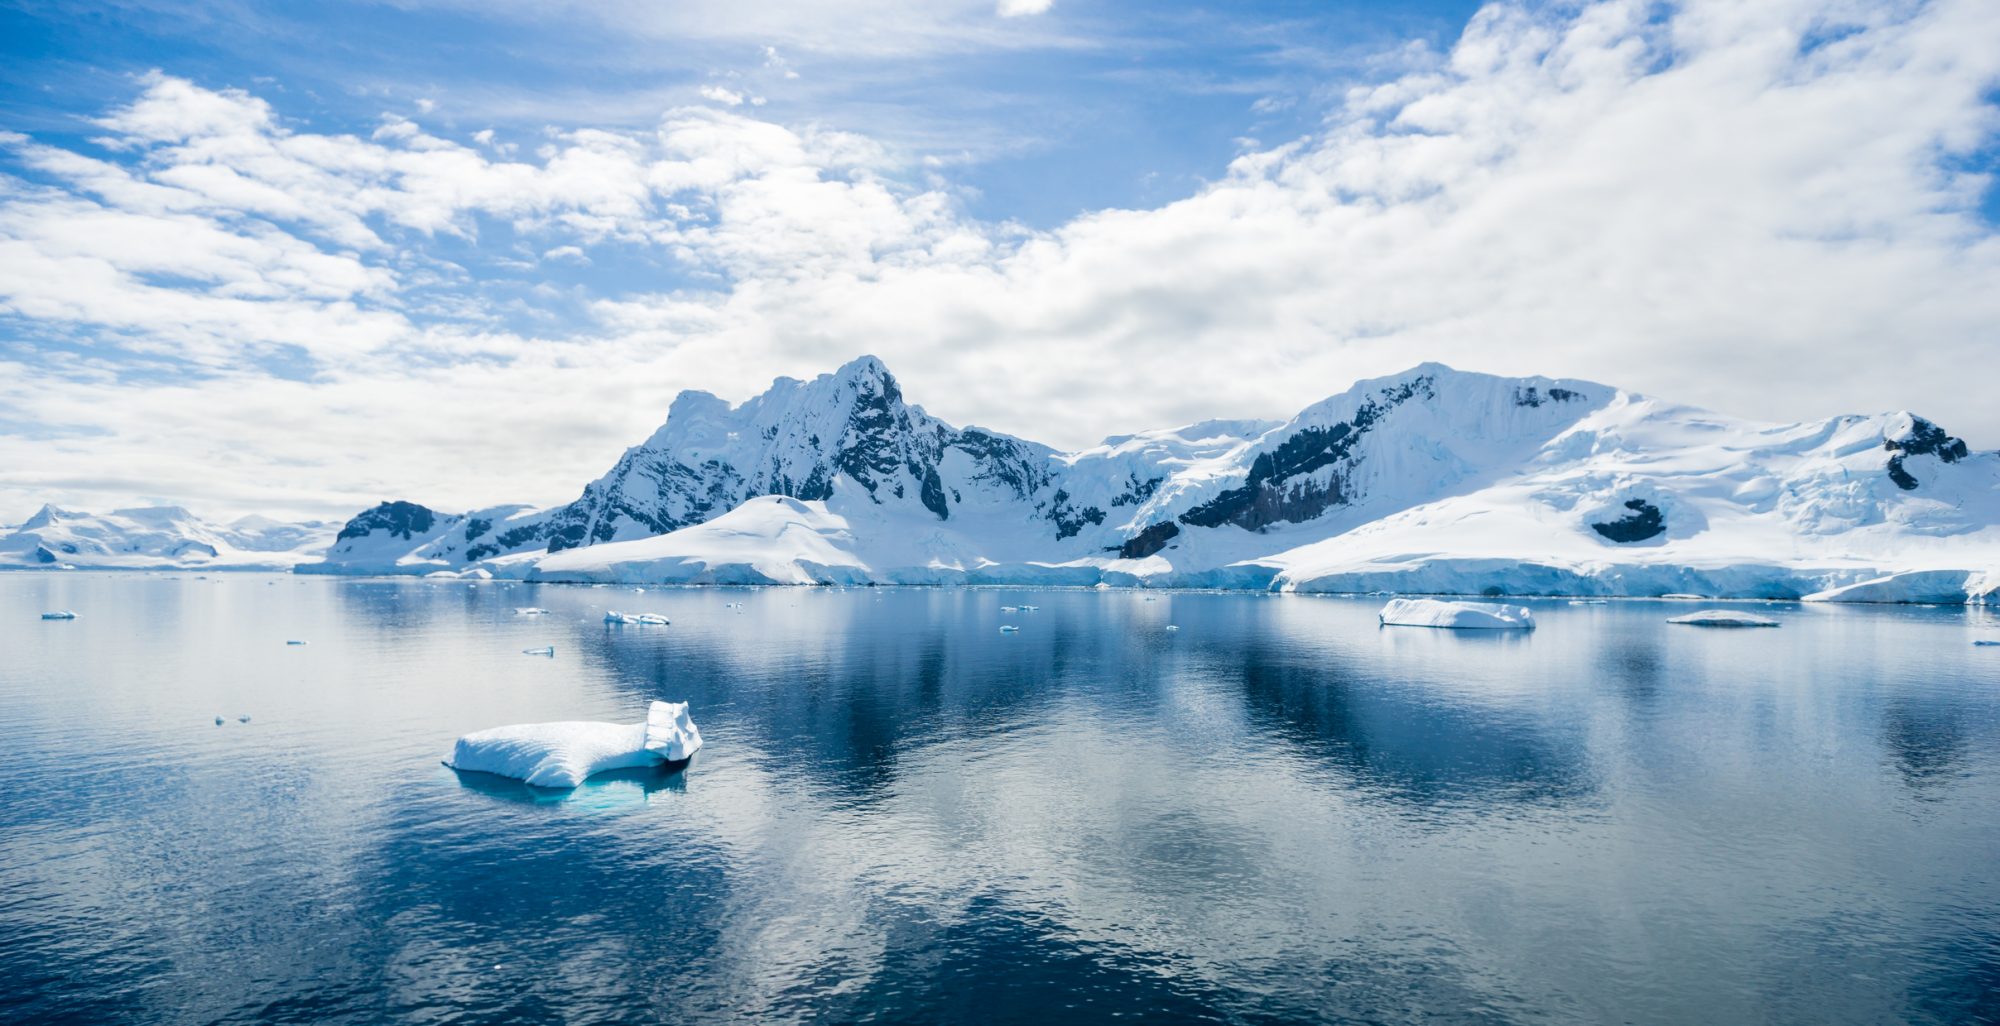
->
[997, 0, 1054, 16]
[1, 0, 1997, 522]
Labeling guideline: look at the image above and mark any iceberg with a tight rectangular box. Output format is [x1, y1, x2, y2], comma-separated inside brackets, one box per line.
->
[998, 624, 1019, 633]
[604, 611, 668, 625]
[513, 607, 550, 616]
[1972, 640, 1998, 647]
[1667, 609, 1781, 628]
[522, 646, 555, 657]
[41, 610, 77, 620]
[1378, 597, 1535, 630]
[286, 640, 307, 646]
[445, 700, 703, 788]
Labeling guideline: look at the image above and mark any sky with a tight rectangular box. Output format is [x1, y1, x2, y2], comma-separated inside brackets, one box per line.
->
[0, 0, 1996, 523]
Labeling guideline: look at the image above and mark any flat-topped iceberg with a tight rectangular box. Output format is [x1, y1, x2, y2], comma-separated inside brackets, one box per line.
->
[445, 700, 703, 788]
[41, 610, 77, 620]
[1667, 609, 1781, 628]
[1378, 597, 1535, 630]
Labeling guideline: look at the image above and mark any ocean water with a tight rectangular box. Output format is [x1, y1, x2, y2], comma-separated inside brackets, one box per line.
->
[3, 575, 1997, 1025]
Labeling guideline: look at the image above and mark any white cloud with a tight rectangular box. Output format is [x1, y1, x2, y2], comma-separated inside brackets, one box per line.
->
[2, 0, 1997, 523]
[699, 84, 747, 107]
[997, 0, 1054, 17]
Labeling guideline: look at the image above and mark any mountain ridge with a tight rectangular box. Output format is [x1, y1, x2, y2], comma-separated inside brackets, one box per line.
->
[293, 357, 1999, 601]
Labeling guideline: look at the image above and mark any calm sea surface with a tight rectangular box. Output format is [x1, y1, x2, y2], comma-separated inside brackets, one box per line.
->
[3, 575, 1997, 1025]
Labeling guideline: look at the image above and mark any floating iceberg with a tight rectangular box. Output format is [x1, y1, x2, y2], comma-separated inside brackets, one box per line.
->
[1973, 640, 1999, 647]
[1378, 597, 1535, 630]
[214, 716, 224, 726]
[286, 640, 307, 646]
[238, 715, 251, 723]
[1667, 609, 1781, 628]
[522, 646, 555, 657]
[998, 624, 1019, 633]
[1001, 605, 1018, 612]
[1165, 624, 1181, 632]
[513, 607, 550, 616]
[1020, 605, 1039, 611]
[40, 610, 78, 620]
[444, 700, 704, 788]
[603, 611, 667, 625]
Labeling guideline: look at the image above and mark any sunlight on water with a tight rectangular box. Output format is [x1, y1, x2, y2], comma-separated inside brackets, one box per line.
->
[3, 575, 1997, 1024]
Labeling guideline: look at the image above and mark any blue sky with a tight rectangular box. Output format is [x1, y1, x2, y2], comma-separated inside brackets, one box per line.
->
[1, 0, 1996, 520]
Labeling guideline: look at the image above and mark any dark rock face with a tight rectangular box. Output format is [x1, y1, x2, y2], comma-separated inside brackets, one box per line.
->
[1591, 499, 1666, 542]
[1046, 490, 1106, 540]
[1179, 376, 1436, 532]
[1514, 385, 1585, 407]
[336, 501, 436, 542]
[1108, 474, 1162, 508]
[1884, 417, 1970, 491]
[1114, 520, 1180, 559]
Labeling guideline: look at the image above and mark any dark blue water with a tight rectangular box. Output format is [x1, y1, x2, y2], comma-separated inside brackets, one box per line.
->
[3, 575, 1998, 1025]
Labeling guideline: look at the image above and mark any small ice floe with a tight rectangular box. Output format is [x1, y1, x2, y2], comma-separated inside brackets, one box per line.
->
[1020, 605, 1039, 612]
[1972, 640, 1998, 647]
[214, 716, 225, 726]
[1667, 609, 1780, 628]
[998, 625, 1019, 633]
[444, 700, 703, 788]
[1001, 605, 1019, 612]
[1568, 599, 1608, 606]
[1378, 598, 1535, 630]
[522, 646, 556, 657]
[286, 640, 308, 646]
[723, 602, 743, 610]
[513, 607, 550, 616]
[604, 611, 668, 625]
[1165, 625, 1181, 632]
[41, 610, 78, 620]
[238, 715, 251, 723]
[1661, 593, 1706, 600]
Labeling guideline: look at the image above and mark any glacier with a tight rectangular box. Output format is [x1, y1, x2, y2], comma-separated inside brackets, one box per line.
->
[22, 355, 1996, 602]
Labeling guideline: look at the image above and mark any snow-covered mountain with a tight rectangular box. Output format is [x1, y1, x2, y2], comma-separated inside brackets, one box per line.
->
[0, 505, 337, 570]
[306, 356, 2000, 601]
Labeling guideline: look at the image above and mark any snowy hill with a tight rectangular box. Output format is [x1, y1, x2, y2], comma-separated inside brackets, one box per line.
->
[0, 505, 336, 570]
[306, 358, 2000, 601]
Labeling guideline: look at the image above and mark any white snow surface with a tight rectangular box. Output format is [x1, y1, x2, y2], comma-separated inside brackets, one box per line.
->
[445, 700, 702, 788]
[1378, 598, 1536, 630]
[1, 505, 335, 570]
[289, 359, 2000, 601]
[1667, 610, 1782, 627]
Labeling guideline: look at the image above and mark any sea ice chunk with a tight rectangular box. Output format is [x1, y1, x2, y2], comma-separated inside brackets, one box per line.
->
[41, 610, 77, 620]
[445, 700, 703, 788]
[514, 607, 550, 616]
[1378, 598, 1535, 630]
[998, 624, 1019, 633]
[1667, 609, 1780, 628]
[522, 646, 555, 657]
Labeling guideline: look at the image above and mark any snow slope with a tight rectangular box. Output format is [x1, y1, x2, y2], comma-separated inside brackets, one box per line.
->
[305, 358, 2000, 601]
[0, 505, 336, 570]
